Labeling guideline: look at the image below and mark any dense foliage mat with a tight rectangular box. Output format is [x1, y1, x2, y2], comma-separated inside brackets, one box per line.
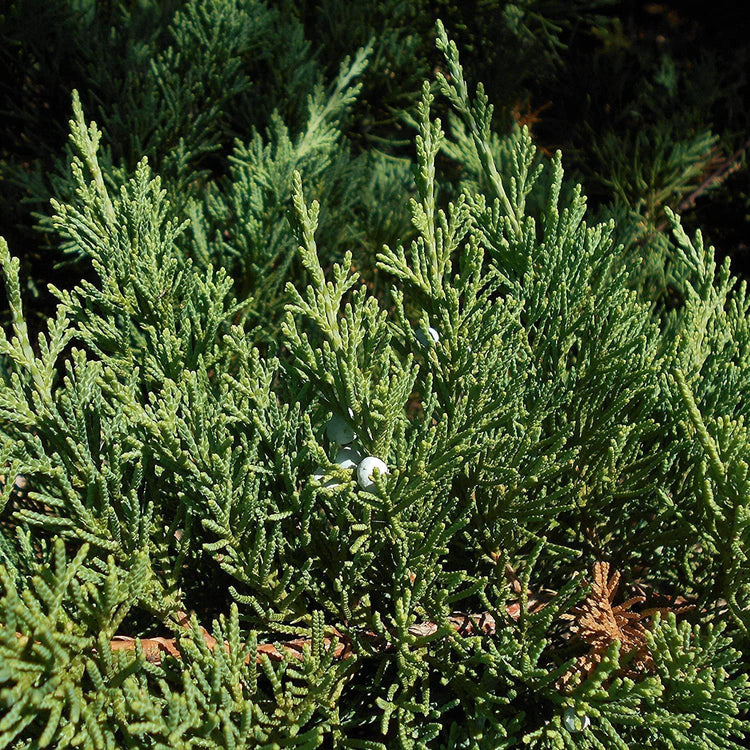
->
[0, 5, 748, 749]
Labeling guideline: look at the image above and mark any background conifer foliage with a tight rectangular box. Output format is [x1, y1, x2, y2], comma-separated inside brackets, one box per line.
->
[1, 1, 749, 747]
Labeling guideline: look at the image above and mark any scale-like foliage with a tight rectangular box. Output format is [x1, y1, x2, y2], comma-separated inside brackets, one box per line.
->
[1, 18, 748, 749]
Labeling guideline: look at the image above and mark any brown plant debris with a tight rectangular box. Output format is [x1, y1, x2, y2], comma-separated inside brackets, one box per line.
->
[105, 610, 498, 666]
[503, 562, 558, 620]
[559, 561, 693, 688]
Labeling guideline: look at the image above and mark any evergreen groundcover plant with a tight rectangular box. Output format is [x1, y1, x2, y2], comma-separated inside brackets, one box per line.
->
[1, 13, 749, 750]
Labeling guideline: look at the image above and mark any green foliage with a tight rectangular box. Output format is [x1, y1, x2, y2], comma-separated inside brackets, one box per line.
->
[524, 614, 749, 749]
[0, 0, 414, 336]
[3, 0, 748, 332]
[0, 540, 352, 749]
[545, 13, 750, 301]
[1, 8, 749, 749]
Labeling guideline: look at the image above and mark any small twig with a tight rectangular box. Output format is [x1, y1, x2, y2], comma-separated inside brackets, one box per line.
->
[655, 136, 750, 233]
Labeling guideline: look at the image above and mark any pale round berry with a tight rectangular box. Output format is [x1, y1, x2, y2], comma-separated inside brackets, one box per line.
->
[415, 326, 440, 347]
[563, 708, 590, 733]
[356, 456, 389, 490]
[335, 446, 362, 471]
[326, 411, 356, 445]
[312, 466, 339, 488]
